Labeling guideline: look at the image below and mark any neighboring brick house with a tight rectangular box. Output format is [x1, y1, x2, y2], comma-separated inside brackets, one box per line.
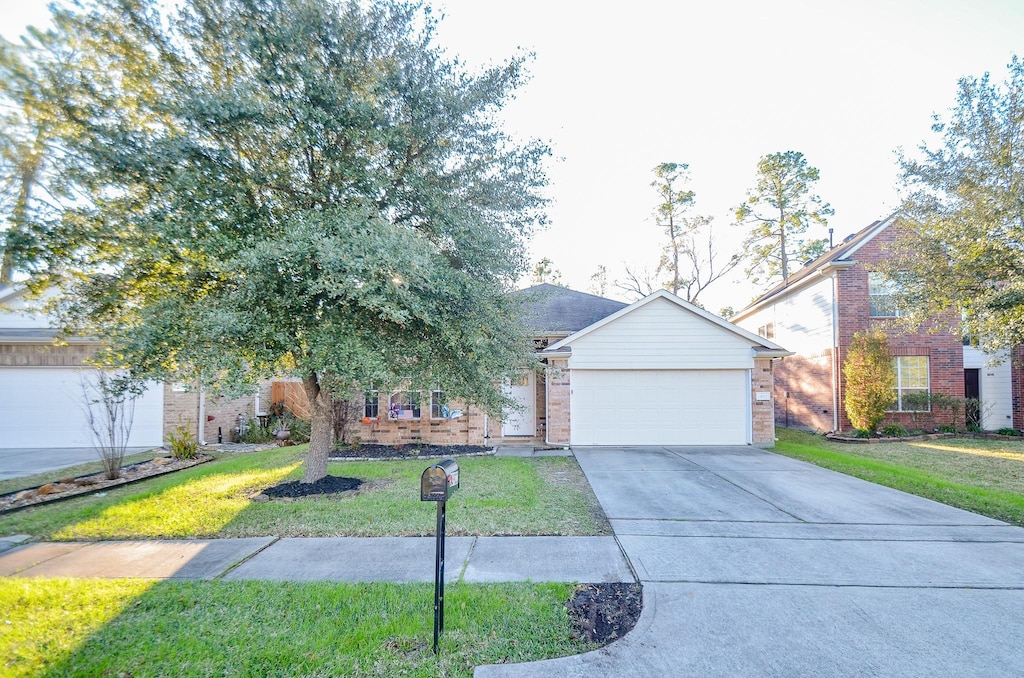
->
[732, 215, 1019, 433]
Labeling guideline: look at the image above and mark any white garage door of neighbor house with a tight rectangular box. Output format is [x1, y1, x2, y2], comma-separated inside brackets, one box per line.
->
[0, 368, 165, 449]
[570, 369, 749, 446]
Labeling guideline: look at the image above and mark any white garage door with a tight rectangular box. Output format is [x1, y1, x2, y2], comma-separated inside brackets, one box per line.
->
[0, 368, 165, 449]
[571, 369, 749, 445]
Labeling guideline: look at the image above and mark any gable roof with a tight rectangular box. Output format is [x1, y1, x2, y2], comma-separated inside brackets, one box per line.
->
[732, 214, 898, 321]
[515, 283, 628, 334]
[544, 289, 791, 357]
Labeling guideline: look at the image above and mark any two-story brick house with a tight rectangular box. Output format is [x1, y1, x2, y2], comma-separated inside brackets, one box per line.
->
[732, 215, 1020, 433]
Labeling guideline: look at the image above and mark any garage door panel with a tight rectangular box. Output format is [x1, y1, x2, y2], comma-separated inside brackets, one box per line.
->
[0, 369, 164, 449]
[571, 370, 748, 446]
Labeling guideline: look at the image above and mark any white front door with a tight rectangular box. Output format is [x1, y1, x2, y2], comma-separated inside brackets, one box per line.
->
[502, 371, 535, 437]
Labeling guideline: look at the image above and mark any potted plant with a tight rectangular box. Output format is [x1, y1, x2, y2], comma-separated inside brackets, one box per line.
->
[273, 412, 296, 441]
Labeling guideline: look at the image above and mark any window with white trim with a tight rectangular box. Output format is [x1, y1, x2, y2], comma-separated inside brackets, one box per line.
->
[388, 391, 421, 420]
[363, 388, 379, 420]
[890, 356, 929, 411]
[757, 322, 775, 339]
[430, 386, 448, 419]
[869, 272, 901, 317]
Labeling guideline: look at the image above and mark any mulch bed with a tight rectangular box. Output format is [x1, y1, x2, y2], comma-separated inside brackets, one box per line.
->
[262, 475, 362, 499]
[566, 582, 643, 645]
[330, 444, 493, 460]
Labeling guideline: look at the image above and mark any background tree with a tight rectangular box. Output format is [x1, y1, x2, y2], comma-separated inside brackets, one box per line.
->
[843, 329, 896, 433]
[588, 264, 608, 296]
[650, 162, 694, 296]
[531, 257, 562, 285]
[4, 0, 549, 483]
[735, 151, 833, 287]
[668, 214, 741, 305]
[882, 56, 1024, 355]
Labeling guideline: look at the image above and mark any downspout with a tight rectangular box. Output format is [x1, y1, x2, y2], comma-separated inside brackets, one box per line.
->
[831, 274, 840, 433]
[197, 380, 207, 445]
[544, 363, 553, 447]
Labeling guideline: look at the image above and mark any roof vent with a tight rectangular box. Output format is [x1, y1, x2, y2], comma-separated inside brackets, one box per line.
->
[803, 259, 815, 267]
[843, 233, 856, 243]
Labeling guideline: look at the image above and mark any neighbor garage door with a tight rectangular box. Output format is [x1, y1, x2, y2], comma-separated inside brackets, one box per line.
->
[0, 368, 165, 448]
[570, 369, 749, 445]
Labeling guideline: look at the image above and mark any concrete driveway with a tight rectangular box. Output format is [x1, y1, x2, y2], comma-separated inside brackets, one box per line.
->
[476, 446, 1024, 677]
[0, 447, 153, 481]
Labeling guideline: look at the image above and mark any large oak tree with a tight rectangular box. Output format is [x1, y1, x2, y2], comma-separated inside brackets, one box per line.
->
[883, 57, 1024, 355]
[0, 0, 549, 482]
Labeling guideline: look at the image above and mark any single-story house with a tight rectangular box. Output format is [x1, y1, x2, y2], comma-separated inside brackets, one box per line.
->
[0, 283, 790, 449]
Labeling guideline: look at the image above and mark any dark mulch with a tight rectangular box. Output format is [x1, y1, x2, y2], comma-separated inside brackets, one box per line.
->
[567, 583, 643, 646]
[331, 444, 492, 459]
[263, 475, 362, 499]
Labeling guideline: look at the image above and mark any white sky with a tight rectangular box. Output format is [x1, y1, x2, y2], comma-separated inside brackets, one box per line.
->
[5, 0, 1024, 313]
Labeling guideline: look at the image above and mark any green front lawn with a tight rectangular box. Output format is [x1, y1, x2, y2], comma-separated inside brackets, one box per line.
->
[0, 446, 610, 540]
[0, 577, 590, 677]
[774, 428, 1024, 525]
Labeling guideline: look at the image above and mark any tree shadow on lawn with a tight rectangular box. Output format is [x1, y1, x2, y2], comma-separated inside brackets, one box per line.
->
[25, 578, 634, 677]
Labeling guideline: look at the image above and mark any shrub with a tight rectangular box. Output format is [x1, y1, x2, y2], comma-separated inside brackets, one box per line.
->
[881, 423, 909, 438]
[938, 424, 958, 434]
[290, 417, 311, 443]
[967, 422, 984, 433]
[843, 330, 896, 432]
[239, 420, 275, 444]
[852, 428, 874, 438]
[167, 424, 198, 459]
[996, 427, 1020, 437]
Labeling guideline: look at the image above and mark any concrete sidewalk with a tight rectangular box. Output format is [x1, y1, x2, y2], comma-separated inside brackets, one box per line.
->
[0, 534, 634, 583]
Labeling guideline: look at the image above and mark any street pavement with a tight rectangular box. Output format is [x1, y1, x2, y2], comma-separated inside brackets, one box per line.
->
[474, 446, 1024, 678]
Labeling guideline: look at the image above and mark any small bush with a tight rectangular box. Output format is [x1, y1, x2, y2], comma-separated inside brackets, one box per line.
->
[996, 428, 1020, 437]
[938, 424, 958, 434]
[239, 419, 275, 444]
[852, 428, 873, 438]
[881, 423, 909, 438]
[967, 422, 984, 433]
[290, 417, 311, 443]
[167, 424, 198, 459]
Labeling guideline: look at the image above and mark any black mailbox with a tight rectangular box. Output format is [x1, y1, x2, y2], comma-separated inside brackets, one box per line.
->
[421, 459, 460, 502]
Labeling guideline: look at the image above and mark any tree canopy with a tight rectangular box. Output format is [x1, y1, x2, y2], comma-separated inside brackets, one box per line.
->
[0, 0, 549, 482]
[734, 151, 832, 287]
[883, 56, 1024, 355]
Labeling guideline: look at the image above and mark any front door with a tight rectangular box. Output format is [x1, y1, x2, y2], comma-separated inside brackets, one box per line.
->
[964, 368, 981, 428]
[502, 371, 535, 437]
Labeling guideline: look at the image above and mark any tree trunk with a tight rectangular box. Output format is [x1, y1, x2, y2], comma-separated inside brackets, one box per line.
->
[301, 371, 335, 483]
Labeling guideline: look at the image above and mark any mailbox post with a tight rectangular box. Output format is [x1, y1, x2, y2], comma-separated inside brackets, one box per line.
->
[420, 459, 459, 654]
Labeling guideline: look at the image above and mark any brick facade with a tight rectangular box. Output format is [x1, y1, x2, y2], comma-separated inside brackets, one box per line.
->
[751, 357, 778, 446]
[162, 383, 259, 444]
[0, 341, 96, 367]
[544, 358, 571, 446]
[833, 226, 965, 431]
[773, 350, 835, 432]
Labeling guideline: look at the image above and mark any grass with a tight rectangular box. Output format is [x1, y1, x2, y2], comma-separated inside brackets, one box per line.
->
[0, 450, 161, 496]
[774, 428, 1024, 525]
[0, 446, 610, 540]
[0, 577, 591, 677]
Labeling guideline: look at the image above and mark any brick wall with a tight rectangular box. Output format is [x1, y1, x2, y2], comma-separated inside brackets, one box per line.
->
[772, 350, 836, 432]
[834, 226, 965, 431]
[1012, 346, 1024, 430]
[0, 341, 96, 367]
[751, 358, 777, 446]
[271, 380, 487, 446]
[545, 358, 571, 445]
[163, 383, 257, 444]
